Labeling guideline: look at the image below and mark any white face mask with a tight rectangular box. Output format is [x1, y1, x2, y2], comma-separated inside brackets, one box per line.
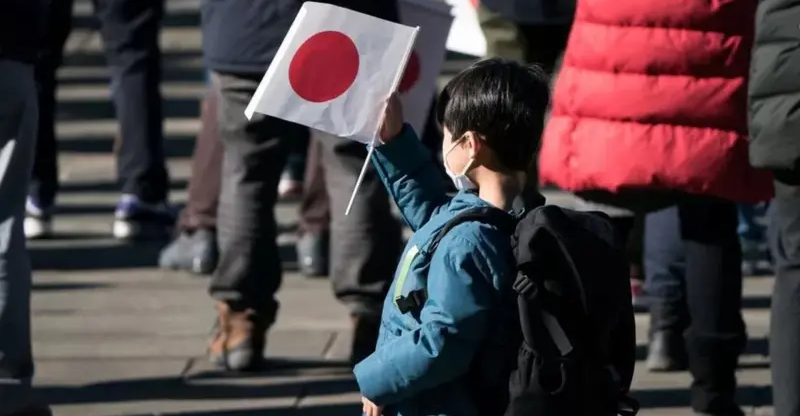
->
[443, 138, 477, 191]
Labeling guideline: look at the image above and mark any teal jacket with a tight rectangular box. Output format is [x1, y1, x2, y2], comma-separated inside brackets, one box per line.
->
[353, 125, 518, 416]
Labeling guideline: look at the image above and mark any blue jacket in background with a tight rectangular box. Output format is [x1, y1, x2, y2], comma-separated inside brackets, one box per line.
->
[353, 126, 518, 416]
[201, 0, 399, 74]
[0, 0, 46, 64]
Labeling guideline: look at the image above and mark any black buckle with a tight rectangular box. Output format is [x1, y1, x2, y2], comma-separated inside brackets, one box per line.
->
[396, 289, 427, 314]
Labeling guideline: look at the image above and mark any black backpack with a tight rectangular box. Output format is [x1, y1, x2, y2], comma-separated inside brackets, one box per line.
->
[395, 203, 639, 416]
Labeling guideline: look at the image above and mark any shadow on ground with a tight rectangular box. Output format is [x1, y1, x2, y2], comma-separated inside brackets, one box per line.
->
[59, 135, 197, 159]
[35, 359, 773, 413]
[29, 241, 298, 271]
[635, 337, 769, 361]
[32, 282, 113, 292]
[36, 359, 355, 406]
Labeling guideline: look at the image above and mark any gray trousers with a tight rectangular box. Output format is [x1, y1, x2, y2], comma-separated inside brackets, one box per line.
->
[208, 71, 401, 321]
[315, 132, 402, 318]
[770, 179, 800, 416]
[0, 60, 38, 416]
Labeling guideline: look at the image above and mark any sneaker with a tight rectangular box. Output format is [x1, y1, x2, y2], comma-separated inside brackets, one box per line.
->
[24, 197, 53, 239]
[278, 175, 303, 199]
[209, 302, 267, 372]
[296, 231, 330, 277]
[112, 194, 175, 240]
[158, 228, 218, 275]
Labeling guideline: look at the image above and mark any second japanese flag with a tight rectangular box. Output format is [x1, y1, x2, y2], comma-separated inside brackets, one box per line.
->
[245, 2, 419, 144]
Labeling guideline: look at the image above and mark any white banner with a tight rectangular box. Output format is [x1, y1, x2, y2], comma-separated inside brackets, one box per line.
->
[398, 0, 454, 135]
[444, 0, 486, 57]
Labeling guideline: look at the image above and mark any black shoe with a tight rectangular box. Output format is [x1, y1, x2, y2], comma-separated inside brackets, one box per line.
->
[159, 228, 218, 275]
[647, 330, 689, 372]
[296, 231, 329, 277]
[350, 314, 380, 367]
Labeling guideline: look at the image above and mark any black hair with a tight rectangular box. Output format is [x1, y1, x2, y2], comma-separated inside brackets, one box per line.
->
[436, 58, 551, 172]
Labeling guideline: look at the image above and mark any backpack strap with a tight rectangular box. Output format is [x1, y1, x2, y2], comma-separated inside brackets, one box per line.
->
[395, 206, 515, 315]
[427, 207, 516, 254]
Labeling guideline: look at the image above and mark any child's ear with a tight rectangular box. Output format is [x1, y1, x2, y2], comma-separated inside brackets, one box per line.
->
[464, 131, 482, 158]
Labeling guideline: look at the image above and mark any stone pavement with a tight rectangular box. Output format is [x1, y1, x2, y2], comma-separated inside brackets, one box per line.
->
[28, 1, 773, 415]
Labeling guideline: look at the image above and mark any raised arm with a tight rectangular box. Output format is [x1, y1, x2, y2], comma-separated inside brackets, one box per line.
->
[372, 124, 449, 231]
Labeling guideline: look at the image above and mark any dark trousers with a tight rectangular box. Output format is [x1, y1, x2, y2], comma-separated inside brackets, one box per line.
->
[209, 72, 400, 321]
[299, 136, 330, 236]
[177, 90, 222, 231]
[769, 180, 800, 416]
[33, 0, 167, 206]
[314, 132, 403, 317]
[644, 199, 746, 413]
[208, 72, 298, 323]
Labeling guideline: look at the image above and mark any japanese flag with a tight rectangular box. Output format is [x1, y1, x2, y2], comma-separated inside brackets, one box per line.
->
[245, 2, 419, 144]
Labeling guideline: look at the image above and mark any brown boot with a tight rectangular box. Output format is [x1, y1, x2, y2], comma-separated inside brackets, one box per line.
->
[349, 314, 380, 367]
[209, 302, 267, 371]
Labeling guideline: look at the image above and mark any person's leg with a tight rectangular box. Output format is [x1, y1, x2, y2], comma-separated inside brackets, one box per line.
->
[768, 179, 800, 416]
[92, 0, 172, 239]
[679, 198, 746, 415]
[477, 4, 528, 63]
[0, 61, 44, 416]
[278, 129, 309, 199]
[26, 0, 75, 239]
[207, 71, 298, 371]
[160, 88, 223, 275]
[316, 132, 403, 365]
[297, 135, 330, 277]
[644, 205, 690, 372]
[738, 203, 771, 275]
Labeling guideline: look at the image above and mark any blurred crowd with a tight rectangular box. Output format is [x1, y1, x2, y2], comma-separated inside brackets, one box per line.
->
[1, 0, 799, 416]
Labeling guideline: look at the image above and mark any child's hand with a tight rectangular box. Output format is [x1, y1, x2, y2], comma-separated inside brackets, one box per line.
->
[361, 396, 383, 416]
[379, 92, 404, 143]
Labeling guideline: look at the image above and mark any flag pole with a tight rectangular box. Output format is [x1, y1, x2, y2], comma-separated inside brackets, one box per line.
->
[345, 138, 378, 215]
[344, 27, 420, 216]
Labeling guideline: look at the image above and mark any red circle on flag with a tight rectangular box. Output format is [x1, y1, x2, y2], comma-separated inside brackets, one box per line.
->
[398, 51, 421, 94]
[289, 31, 360, 103]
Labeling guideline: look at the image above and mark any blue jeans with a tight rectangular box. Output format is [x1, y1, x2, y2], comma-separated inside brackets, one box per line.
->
[0, 60, 38, 416]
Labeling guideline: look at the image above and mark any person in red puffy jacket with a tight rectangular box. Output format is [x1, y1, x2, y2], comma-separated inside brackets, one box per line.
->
[539, 0, 773, 414]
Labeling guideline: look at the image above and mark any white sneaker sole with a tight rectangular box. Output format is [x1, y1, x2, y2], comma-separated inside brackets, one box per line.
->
[24, 217, 53, 239]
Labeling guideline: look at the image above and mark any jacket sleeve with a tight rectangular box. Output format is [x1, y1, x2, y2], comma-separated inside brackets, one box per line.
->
[748, 0, 800, 173]
[372, 124, 450, 232]
[352, 234, 495, 405]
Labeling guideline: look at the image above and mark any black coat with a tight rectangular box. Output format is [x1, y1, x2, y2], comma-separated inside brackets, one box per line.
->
[748, 0, 800, 180]
[480, 0, 574, 25]
[0, 0, 46, 64]
[202, 0, 399, 74]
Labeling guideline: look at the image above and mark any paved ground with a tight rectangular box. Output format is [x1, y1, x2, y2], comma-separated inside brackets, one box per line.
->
[28, 1, 774, 415]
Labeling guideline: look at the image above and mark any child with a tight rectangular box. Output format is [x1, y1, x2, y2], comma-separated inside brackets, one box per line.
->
[353, 59, 551, 416]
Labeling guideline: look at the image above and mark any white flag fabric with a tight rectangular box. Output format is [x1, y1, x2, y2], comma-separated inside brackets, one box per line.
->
[398, 0, 453, 134]
[444, 0, 486, 57]
[245, 2, 419, 144]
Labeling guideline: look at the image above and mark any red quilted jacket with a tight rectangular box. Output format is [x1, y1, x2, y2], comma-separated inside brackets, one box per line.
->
[539, 0, 774, 203]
